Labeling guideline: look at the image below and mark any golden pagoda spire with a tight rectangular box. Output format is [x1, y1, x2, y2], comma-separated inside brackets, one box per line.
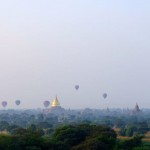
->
[51, 96, 60, 107]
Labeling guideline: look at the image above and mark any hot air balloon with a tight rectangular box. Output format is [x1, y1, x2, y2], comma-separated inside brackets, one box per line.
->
[43, 101, 50, 108]
[103, 93, 107, 99]
[15, 100, 21, 106]
[75, 85, 79, 90]
[2, 101, 7, 107]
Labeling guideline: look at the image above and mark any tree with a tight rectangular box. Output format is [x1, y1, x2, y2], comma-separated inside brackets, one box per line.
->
[53, 125, 87, 147]
[0, 121, 9, 131]
[116, 135, 143, 150]
[53, 124, 117, 149]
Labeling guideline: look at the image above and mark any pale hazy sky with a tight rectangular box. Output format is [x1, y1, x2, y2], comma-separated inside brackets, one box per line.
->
[0, 0, 150, 109]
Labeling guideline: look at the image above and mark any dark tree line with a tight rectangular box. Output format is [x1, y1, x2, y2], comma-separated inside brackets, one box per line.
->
[0, 124, 145, 150]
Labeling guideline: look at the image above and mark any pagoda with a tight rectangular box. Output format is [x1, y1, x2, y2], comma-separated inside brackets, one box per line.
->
[49, 96, 65, 113]
[51, 96, 60, 107]
[132, 103, 141, 114]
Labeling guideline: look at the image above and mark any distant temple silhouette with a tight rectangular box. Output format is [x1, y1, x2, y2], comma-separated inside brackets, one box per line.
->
[43, 97, 142, 116]
[132, 103, 141, 114]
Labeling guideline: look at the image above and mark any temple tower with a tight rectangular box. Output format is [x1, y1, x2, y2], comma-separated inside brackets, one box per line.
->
[51, 96, 60, 107]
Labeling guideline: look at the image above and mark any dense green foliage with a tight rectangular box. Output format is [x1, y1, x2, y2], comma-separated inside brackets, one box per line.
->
[119, 122, 149, 137]
[0, 109, 149, 149]
[0, 124, 146, 150]
[53, 124, 117, 149]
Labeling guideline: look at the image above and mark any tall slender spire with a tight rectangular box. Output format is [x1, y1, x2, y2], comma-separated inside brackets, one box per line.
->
[51, 96, 60, 107]
[133, 103, 140, 113]
[135, 103, 140, 112]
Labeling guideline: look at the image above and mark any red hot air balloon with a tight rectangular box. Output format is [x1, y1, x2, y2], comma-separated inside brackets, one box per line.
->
[43, 101, 50, 108]
[103, 93, 107, 99]
[75, 85, 79, 90]
[15, 100, 21, 106]
[2, 101, 7, 107]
